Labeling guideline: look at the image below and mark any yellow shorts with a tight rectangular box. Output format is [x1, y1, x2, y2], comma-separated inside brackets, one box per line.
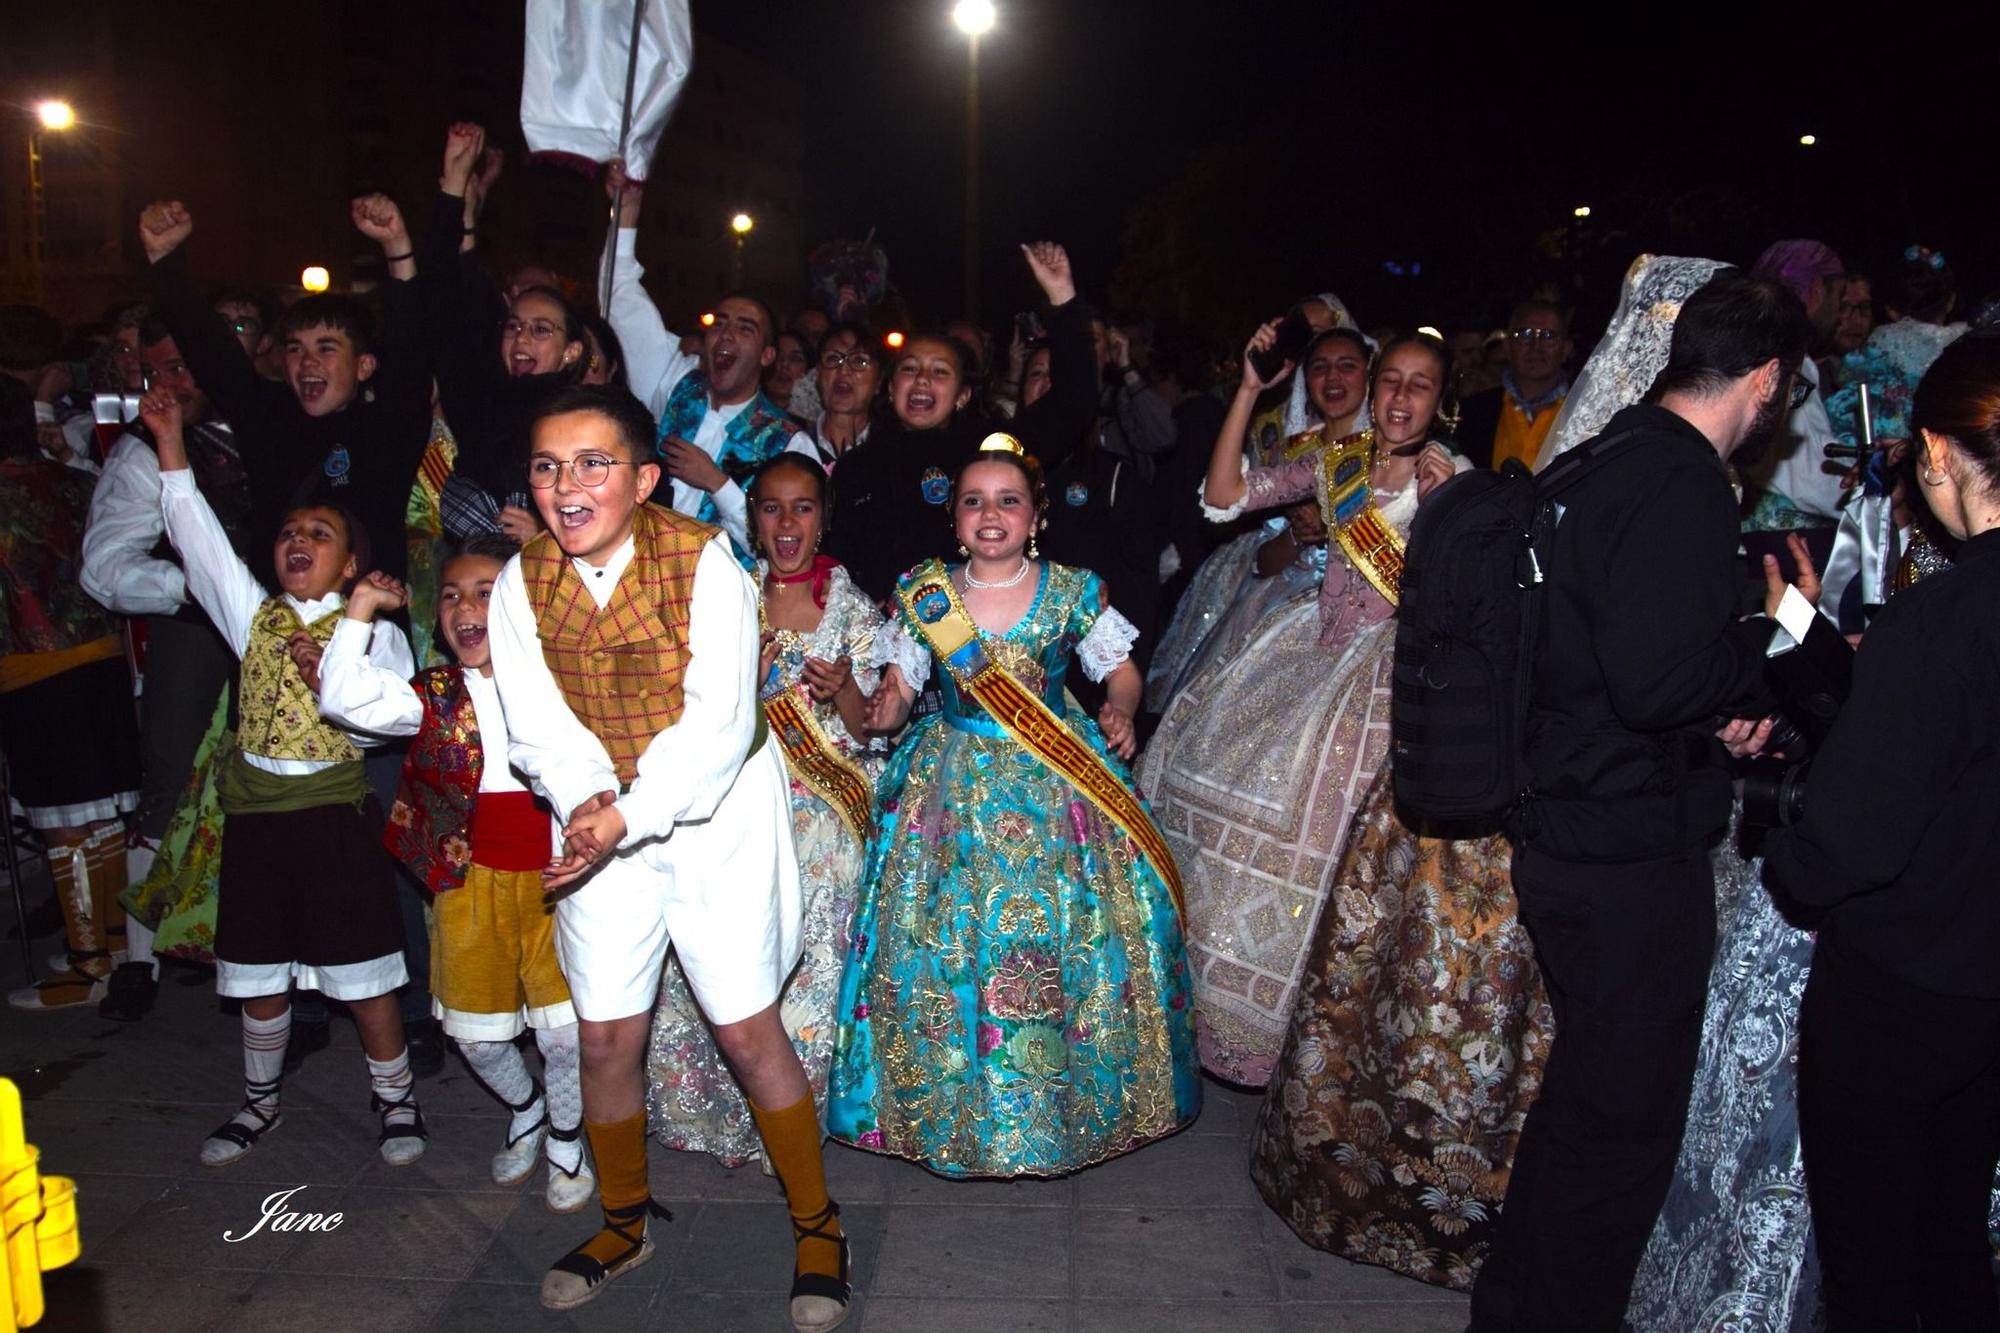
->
[429, 863, 576, 1041]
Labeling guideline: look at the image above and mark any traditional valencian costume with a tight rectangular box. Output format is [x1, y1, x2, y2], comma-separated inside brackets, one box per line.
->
[318, 618, 595, 1213]
[829, 547, 1200, 1175]
[648, 557, 886, 1164]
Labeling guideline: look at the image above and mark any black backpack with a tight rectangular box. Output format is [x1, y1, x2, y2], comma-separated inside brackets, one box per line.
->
[1390, 430, 1635, 823]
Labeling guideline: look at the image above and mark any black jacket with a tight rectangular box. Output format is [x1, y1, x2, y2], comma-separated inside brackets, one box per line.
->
[150, 247, 433, 580]
[1453, 387, 1503, 470]
[826, 297, 1097, 602]
[1522, 404, 1772, 861]
[1765, 527, 2000, 998]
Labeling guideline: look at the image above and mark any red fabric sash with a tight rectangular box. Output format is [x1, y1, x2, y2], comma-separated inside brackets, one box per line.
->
[470, 790, 551, 872]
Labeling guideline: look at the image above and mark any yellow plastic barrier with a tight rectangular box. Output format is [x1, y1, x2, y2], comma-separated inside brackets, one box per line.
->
[0, 1078, 77, 1330]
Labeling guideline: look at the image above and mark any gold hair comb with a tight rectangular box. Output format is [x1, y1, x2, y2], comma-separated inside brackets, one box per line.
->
[979, 433, 1027, 458]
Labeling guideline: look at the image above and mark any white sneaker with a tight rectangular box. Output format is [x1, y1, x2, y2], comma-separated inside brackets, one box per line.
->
[493, 1121, 546, 1186]
[546, 1154, 597, 1214]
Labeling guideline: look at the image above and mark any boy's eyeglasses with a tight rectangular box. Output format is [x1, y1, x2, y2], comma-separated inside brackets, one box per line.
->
[820, 350, 876, 372]
[1509, 328, 1561, 343]
[527, 454, 635, 488]
[503, 318, 563, 343]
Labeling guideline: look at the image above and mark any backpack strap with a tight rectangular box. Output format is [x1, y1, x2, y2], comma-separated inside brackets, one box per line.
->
[1534, 427, 1642, 501]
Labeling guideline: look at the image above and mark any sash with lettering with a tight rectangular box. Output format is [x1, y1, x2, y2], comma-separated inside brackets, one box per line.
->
[896, 559, 1185, 918]
[1315, 428, 1405, 607]
[761, 670, 874, 851]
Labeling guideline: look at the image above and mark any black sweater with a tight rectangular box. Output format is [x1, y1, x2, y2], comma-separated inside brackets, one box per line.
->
[150, 247, 433, 580]
[1523, 404, 1773, 861]
[1765, 526, 2000, 998]
[825, 297, 1098, 602]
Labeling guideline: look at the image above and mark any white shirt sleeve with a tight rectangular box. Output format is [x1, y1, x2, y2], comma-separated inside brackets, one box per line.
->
[488, 555, 621, 823]
[708, 478, 751, 554]
[616, 536, 762, 845]
[605, 227, 700, 420]
[318, 616, 422, 739]
[1768, 360, 1846, 521]
[82, 435, 187, 616]
[160, 467, 266, 658]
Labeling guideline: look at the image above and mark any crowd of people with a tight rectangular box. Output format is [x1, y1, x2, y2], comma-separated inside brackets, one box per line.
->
[1, 114, 1996, 1331]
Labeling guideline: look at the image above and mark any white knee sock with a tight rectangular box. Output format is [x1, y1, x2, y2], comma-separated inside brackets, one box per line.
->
[535, 1023, 584, 1172]
[367, 1050, 420, 1131]
[459, 1038, 543, 1142]
[226, 1007, 288, 1132]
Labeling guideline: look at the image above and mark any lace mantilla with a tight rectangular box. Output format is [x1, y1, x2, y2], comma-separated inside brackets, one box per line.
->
[871, 618, 933, 692]
[1536, 255, 1726, 469]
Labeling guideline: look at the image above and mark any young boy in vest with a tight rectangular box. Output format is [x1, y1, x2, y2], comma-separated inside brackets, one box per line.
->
[141, 386, 428, 1168]
[317, 536, 595, 1214]
[487, 386, 849, 1327]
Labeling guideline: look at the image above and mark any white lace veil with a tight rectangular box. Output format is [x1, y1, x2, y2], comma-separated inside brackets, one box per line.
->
[1534, 255, 1728, 470]
[1282, 291, 1370, 438]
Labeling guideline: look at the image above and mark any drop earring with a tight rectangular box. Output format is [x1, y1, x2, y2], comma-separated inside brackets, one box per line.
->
[957, 542, 970, 558]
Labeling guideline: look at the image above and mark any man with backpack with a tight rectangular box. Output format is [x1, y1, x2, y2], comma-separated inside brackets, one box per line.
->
[1461, 270, 1811, 1331]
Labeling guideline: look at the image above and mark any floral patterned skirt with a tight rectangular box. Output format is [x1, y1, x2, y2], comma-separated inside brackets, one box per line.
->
[118, 689, 231, 964]
[829, 711, 1200, 1176]
[645, 780, 866, 1166]
[1249, 767, 1550, 1292]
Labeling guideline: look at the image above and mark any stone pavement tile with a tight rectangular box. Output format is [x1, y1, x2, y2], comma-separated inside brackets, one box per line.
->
[860, 1296, 1066, 1332]
[1073, 1128, 1259, 1209]
[880, 1157, 1075, 1208]
[437, 1276, 659, 1330]
[216, 1273, 455, 1332]
[1256, 1206, 1464, 1303]
[1075, 1298, 1286, 1332]
[349, 1112, 525, 1193]
[468, 1190, 683, 1288]
[652, 1289, 852, 1332]
[1073, 1206, 1276, 1303]
[40, 1258, 258, 1333]
[21, 1032, 227, 1105]
[870, 1204, 1072, 1300]
[1188, 1087, 1238, 1136]
[823, 1141, 891, 1204]
[1281, 1301, 1471, 1332]
[34, 1100, 223, 1180]
[63, 1172, 177, 1251]
[676, 1199, 882, 1294]
[86, 1177, 321, 1271]
[279, 1185, 518, 1280]
[645, 1142, 793, 1203]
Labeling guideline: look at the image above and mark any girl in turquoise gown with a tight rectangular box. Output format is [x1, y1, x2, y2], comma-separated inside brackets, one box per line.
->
[828, 436, 1200, 1176]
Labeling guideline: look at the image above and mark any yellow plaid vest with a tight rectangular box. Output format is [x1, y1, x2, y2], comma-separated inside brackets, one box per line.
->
[518, 504, 716, 785]
[238, 599, 359, 763]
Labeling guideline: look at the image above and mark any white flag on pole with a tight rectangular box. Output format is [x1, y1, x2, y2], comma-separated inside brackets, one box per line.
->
[520, 0, 693, 181]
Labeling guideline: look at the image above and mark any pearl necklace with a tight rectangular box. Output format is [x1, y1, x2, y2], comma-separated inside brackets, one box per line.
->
[963, 558, 1033, 589]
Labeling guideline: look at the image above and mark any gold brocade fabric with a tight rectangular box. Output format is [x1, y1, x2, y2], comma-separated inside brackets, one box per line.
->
[1249, 767, 1551, 1291]
[236, 600, 358, 763]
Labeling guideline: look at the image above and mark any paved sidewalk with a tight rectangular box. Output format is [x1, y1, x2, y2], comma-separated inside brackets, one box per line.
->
[6, 936, 1469, 1332]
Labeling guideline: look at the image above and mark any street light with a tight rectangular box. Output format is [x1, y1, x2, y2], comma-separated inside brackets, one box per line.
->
[730, 213, 754, 286]
[952, 1, 994, 318]
[300, 266, 331, 293]
[1798, 133, 1817, 146]
[25, 99, 80, 302]
[1573, 205, 1591, 219]
[34, 101, 76, 132]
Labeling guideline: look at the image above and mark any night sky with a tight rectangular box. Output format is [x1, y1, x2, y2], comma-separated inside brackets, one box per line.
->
[698, 0, 2000, 339]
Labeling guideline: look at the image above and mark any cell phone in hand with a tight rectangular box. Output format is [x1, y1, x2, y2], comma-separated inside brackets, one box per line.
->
[1248, 311, 1313, 382]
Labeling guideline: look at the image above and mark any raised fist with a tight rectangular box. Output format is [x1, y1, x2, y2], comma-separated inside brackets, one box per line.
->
[139, 201, 194, 263]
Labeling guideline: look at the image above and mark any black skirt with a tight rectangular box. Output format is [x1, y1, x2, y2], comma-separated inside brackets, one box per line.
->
[215, 797, 405, 967]
[0, 655, 142, 813]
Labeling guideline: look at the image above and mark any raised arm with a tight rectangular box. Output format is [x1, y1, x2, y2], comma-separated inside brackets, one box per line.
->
[601, 161, 697, 418]
[318, 573, 424, 739]
[1204, 320, 1291, 514]
[1010, 242, 1094, 469]
[81, 435, 185, 616]
[144, 387, 265, 657]
[140, 202, 263, 420]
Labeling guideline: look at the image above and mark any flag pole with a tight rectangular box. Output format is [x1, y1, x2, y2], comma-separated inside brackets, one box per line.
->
[600, 0, 649, 312]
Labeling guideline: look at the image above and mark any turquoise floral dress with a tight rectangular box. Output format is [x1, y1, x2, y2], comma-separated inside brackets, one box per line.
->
[828, 561, 1201, 1176]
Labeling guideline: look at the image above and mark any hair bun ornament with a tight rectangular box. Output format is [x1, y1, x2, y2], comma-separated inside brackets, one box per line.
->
[1904, 244, 1947, 271]
[979, 432, 1027, 457]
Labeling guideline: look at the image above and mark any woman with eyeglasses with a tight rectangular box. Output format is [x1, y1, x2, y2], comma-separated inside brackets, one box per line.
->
[822, 243, 1099, 603]
[787, 323, 882, 472]
[417, 123, 589, 546]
